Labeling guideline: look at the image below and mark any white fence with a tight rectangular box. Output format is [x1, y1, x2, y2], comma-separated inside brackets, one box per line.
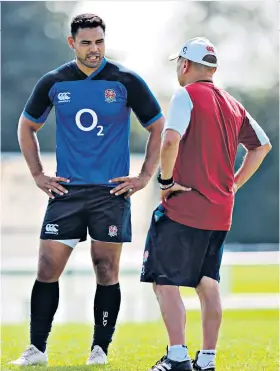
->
[1, 154, 278, 323]
[1, 251, 279, 324]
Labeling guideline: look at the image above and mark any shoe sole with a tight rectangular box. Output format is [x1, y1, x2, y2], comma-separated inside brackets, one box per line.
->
[86, 361, 108, 365]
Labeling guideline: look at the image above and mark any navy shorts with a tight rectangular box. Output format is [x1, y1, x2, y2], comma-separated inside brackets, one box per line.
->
[140, 205, 227, 287]
[40, 185, 131, 243]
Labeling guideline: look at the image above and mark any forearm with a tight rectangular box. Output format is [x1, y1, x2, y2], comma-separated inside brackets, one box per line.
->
[160, 140, 180, 179]
[139, 129, 162, 180]
[18, 125, 43, 177]
[234, 144, 272, 190]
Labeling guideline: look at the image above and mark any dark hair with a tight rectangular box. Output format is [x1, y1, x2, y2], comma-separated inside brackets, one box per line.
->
[179, 54, 217, 67]
[202, 54, 217, 64]
[71, 14, 106, 38]
[186, 54, 217, 71]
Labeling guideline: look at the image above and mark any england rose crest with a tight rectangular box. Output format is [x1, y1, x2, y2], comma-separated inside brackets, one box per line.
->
[105, 89, 116, 103]
[143, 250, 149, 263]
[108, 225, 118, 237]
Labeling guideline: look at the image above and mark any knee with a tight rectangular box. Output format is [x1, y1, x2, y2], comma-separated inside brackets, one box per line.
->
[37, 253, 59, 282]
[94, 258, 119, 285]
[153, 283, 175, 300]
[196, 276, 220, 298]
[196, 277, 222, 316]
[153, 283, 164, 297]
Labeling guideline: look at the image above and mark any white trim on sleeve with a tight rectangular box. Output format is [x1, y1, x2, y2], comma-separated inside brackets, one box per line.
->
[164, 87, 193, 137]
[246, 111, 270, 145]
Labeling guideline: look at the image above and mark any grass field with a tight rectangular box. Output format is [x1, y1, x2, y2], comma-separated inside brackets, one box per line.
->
[1, 310, 278, 371]
[180, 264, 279, 296]
[230, 265, 279, 293]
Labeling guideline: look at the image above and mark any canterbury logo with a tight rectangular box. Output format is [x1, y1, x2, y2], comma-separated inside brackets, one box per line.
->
[45, 224, 59, 234]
[58, 92, 71, 102]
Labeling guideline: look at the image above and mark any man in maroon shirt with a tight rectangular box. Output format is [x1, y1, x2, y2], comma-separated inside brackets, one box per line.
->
[141, 37, 272, 371]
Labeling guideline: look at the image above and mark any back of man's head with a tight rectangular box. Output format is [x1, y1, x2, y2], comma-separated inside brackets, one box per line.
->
[189, 54, 217, 73]
[170, 37, 218, 70]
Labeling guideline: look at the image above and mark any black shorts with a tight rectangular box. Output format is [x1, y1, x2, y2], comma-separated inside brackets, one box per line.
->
[40, 185, 131, 243]
[140, 205, 227, 287]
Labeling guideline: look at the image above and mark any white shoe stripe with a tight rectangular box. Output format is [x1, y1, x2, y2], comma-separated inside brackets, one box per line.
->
[156, 363, 172, 371]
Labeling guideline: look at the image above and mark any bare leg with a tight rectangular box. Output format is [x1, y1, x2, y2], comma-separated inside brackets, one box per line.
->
[91, 241, 122, 285]
[37, 240, 72, 282]
[153, 283, 186, 345]
[196, 276, 222, 350]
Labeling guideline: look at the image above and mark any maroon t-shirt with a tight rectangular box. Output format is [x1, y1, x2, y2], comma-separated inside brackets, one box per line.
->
[163, 82, 270, 231]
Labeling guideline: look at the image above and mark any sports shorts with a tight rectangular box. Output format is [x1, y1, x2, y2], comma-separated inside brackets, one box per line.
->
[140, 204, 227, 287]
[40, 185, 131, 244]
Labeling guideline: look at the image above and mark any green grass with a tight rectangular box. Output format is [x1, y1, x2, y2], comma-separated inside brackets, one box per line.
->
[181, 265, 279, 297]
[1, 310, 278, 370]
[231, 265, 279, 293]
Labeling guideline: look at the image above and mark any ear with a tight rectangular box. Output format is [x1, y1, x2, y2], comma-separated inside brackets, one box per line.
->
[67, 36, 75, 50]
[183, 59, 189, 73]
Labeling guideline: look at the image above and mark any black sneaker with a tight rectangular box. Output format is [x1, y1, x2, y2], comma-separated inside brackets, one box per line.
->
[148, 350, 192, 371]
[192, 351, 215, 370]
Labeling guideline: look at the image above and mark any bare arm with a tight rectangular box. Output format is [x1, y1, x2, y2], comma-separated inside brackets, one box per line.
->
[160, 129, 181, 179]
[18, 114, 44, 177]
[159, 129, 191, 201]
[159, 87, 192, 180]
[139, 116, 165, 180]
[234, 143, 272, 192]
[18, 114, 69, 198]
[157, 87, 193, 201]
[109, 117, 164, 197]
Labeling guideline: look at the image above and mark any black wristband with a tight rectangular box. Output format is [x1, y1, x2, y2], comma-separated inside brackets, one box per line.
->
[157, 173, 173, 185]
[160, 181, 175, 190]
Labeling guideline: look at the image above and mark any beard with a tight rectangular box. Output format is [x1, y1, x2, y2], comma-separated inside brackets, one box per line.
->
[77, 55, 102, 69]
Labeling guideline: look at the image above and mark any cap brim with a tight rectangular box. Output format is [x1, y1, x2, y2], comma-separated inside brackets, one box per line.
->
[169, 52, 180, 61]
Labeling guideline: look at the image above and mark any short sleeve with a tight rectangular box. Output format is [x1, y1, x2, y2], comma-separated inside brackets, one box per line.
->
[126, 72, 163, 127]
[23, 72, 56, 124]
[239, 111, 270, 150]
[164, 87, 193, 137]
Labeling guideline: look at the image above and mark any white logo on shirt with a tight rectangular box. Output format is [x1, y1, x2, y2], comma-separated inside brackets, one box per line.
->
[58, 92, 71, 103]
[75, 108, 104, 136]
[45, 224, 59, 235]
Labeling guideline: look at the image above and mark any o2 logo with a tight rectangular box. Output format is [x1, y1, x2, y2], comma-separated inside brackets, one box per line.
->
[75, 109, 104, 136]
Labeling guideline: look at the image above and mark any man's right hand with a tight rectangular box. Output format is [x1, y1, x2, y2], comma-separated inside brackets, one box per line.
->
[33, 173, 70, 199]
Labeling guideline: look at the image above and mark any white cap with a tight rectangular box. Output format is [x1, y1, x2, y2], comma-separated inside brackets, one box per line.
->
[169, 37, 218, 67]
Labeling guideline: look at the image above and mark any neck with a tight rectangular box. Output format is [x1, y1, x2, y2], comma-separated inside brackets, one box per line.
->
[183, 74, 213, 85]
[75, 58, 101, 76]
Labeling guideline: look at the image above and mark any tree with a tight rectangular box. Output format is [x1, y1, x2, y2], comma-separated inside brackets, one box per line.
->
[1, 2, 72, 151]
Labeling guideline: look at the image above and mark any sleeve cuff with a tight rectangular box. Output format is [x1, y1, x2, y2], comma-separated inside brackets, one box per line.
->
[142, 111, 163, 128]
[23, 111, 45, 124]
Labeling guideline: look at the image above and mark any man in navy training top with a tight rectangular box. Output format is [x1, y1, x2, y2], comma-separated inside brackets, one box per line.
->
[141, 37, 271, 371]
[11, 13, 164, 366]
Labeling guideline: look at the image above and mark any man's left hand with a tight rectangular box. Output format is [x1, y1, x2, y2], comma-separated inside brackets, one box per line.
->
[161, 182, 192, 202]
[109, 175, 150, 198]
